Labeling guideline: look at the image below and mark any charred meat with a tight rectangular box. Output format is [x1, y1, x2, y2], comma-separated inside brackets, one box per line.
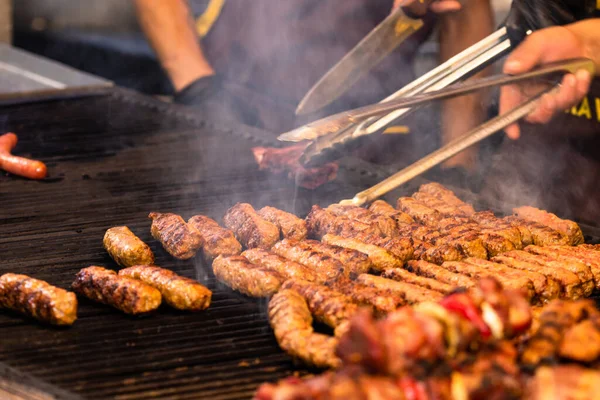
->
[188, 215, 242, 259]
[149, 212, 203, 259]
[223, 203, 280, 250]
[257, 206, 308, 241]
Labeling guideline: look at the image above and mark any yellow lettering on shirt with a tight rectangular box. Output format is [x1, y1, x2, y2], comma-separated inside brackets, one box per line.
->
[597, 0, 600, 10]
[570, 105, 579, 116]
[596, 98, 600, 122]
[577, 97, 592, 119]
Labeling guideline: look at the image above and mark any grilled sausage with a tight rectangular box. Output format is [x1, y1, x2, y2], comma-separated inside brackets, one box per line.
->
[188, 215, 242, 260]
[406, 260, 476, 288]
[396, 197, 442, 226]
[257, 206, 308, 241]
[525, 246, 596, 292]
[242, 248, 320, 282]
[321, 234, 403, 271]
[223, 203, 280, 249]
[212, 255, 283, 297]
[119, 265, 211, 311]
[505, 216, 569, 247]
[149, 212, 203, 259]
[326, 204, 398, 237]
[271, 239, 345, 281]
[282, 279, 358, 328]
[0, 133, 47, 180]
[72, 266, 162, 314]
[514, 206, 584, 245]
[418, 183, 475, 216]
[356, 274, 444, 304]
[268, 289, 340, 368]
[326, 277, 406, 316]
[103, 226, 155, 268]
[0, 273, 77, 326]
[382, 268, 454, 294]
[368, 200, 415, 226]
[305, 205, 378, 239]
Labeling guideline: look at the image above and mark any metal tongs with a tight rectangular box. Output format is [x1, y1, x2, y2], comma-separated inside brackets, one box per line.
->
[333, 57, 595, 206]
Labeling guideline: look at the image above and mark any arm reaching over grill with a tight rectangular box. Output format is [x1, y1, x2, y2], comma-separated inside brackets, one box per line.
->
[149, 212, 203, 259]
[187, 215, 242, 259]
[118, 265, 211, 311]
[257, 206, 308, 241]
[223, 203, 280, 250]
[514, 206, 584, 245]
[103, 226, 155, 268]
[0, 274, 77, 326]
[72, 266, 162, 315]
[212, 255, 283, 298]
[268, 289, 340, 369]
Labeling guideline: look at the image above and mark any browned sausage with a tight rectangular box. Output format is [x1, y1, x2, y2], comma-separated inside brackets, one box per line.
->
[212, 255, 283, 297]
[119, 265, 211, 311]
[0, 133, 47, 180]
[188, 215, 242, 259]
[257, 206, 308, 240]
[149, 212, 203, 259]
[0, 273, 77, 326]
[103, 226, 155, 268]
[223, 203, 280, 249]
[72, 266, 162, 314]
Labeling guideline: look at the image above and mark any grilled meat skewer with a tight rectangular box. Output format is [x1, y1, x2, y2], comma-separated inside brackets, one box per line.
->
[119, 265, 211, 311]
[0, 273, 77, 326]
[188, 215, 242, 260]
[103, 226, 155, 268]
[72, 266, 162, 314]
[212, 255, 283, 297]
[149, 212, 203, 259]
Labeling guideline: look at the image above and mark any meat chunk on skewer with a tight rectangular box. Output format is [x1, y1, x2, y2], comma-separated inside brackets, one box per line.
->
[514, 206, 584, 245]
[257, 206, 308, 241]
[223, 203, 280, 249]
[0, 273, 77, 326]
[118, 265, 211, 311]
[356, 274, 444, 304]
[72, 266, 162, 315]
[149, 212, 203, 259]
[268, 289, 340, 368]
[242, 248, 320, 283]
[212, 255, 283, 297]
[493, 251, 583, 300]
[321, 234, 404, 271]
[282, 279, 358, 328]
[188, 215, 242, 259]
[103, 226, 155, 268]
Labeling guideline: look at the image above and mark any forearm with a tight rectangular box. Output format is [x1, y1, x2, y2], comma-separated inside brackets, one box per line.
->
[566, 18, 600, 75]
[437, 0, 494, 169]
[134, 0, 214, 91]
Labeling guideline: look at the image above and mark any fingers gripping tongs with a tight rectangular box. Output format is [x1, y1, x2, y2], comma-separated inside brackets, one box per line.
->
[279, 0, 593, 167]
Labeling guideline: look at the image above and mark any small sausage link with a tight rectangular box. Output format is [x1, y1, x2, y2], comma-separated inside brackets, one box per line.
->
[103, 226, 155, 268]
[0, 133, 47, 180]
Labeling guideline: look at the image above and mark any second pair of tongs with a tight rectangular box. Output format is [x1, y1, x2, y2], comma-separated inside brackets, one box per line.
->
[280, 58, 593, 144]
[329, 57, 594, 207]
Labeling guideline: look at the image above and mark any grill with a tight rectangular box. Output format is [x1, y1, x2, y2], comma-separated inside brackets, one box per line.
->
[1, 88, 599, 400]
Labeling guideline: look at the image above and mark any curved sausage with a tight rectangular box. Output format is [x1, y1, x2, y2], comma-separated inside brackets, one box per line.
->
[149, 212, 203, 259]
[0, 133, 47, 180]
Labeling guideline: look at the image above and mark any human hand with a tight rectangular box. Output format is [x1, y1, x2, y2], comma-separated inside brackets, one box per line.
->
[393, 0, 462, 15]
[499, 26, 592, 140]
